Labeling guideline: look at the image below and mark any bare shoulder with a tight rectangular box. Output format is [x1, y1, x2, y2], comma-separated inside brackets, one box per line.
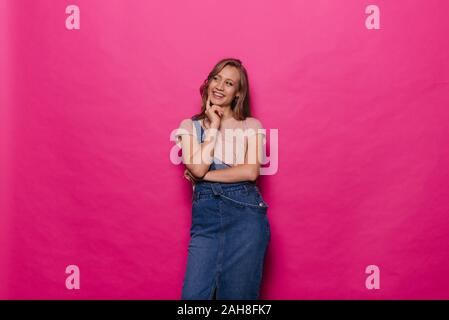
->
[180, 118, 193, 126]
[178, 118, 195, 131]
[245, 117, 263, 129]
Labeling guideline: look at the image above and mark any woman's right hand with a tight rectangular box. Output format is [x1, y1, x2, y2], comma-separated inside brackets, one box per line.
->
[184, 169, 199, 184]
[204, 95, 223, 129]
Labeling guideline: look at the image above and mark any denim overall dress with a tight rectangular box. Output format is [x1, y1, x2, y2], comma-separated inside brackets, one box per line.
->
[181, 118, 271, 300]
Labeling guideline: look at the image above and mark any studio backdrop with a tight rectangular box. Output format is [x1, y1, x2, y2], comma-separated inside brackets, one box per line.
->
[0, 0, 448, 299]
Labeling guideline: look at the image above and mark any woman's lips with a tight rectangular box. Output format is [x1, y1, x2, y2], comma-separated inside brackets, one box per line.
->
[213, 92, 225, 99]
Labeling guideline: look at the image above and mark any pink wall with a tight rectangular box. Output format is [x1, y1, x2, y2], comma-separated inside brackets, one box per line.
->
[1, 0, 449, 299]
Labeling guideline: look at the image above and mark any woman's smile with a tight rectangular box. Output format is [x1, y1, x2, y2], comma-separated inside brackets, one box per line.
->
[212, 91, 225, 100]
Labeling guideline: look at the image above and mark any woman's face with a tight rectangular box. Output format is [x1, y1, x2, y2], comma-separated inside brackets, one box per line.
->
[208, 65, 241, 107]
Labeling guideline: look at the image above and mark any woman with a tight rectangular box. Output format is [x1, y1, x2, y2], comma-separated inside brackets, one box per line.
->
[174, 58, 270, 300]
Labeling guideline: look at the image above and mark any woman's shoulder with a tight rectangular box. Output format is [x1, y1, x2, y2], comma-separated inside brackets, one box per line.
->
[175, 118, 197, 136]
[179, 117, 193, 127]
[243, 117, 266, 137]
[244, 117, 264, 129]
[180, 117, 204, 129]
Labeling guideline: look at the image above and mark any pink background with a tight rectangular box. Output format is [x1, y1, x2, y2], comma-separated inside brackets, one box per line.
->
[1, 0, 449, 299]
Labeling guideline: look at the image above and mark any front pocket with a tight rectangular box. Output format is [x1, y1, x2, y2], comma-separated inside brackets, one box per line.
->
[254, 189, 269, 208]
[220, 190, 269, 210]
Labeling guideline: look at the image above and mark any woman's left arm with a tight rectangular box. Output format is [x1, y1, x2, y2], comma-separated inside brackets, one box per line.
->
[203, 163, 259, 183]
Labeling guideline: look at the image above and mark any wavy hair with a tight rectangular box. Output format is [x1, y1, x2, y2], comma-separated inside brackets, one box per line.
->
[192, 58, 251, 124]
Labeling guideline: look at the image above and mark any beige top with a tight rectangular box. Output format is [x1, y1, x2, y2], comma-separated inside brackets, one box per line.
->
[174, 117, 265, 166]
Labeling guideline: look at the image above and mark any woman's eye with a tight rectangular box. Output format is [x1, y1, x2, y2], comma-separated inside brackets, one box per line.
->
[227, 82, 233, 86]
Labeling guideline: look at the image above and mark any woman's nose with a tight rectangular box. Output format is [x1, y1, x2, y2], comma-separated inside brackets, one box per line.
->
[215, 80, 225, 90]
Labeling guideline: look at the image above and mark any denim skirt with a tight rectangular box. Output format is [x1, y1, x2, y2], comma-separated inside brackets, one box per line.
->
[181, 180, 270, 300]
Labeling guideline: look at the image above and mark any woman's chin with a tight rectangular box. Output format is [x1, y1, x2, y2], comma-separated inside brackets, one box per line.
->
[212, 99, 230, 106]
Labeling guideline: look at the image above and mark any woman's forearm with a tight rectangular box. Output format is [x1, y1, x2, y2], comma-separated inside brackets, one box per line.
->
[186, 128, 219, 178]
[202, 164, 259, 183]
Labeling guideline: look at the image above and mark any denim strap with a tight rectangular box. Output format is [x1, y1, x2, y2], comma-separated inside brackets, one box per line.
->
[192, 120, 204, 144]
